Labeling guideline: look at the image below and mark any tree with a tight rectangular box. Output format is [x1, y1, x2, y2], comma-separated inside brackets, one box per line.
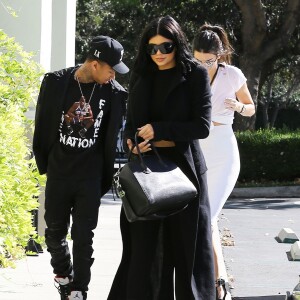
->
[76, 0, 300, 130]
[76, 0, 241, 86]
[233, 0, 300, 130]
[258, 56, 300, 128]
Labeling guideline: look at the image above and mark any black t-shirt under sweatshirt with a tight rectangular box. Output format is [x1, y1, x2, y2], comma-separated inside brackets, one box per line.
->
[47, 76, 111, 180]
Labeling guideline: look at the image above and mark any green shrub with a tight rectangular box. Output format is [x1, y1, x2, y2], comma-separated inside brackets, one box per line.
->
[0, 30, 44, 267]
[236, 129, 300, 184]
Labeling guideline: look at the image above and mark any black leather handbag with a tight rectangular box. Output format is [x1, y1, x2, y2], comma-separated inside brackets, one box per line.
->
[113, 132, 198, 222]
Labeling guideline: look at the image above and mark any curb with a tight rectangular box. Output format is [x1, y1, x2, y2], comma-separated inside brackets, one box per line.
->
[230, 185, 300, 198]
[233, 297, 286, 300]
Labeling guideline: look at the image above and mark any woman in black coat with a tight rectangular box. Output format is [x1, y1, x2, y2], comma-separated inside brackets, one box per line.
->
[108, 16, 215, 300]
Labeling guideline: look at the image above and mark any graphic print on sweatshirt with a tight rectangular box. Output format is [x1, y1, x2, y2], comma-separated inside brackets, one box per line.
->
[58, 95, 106, 150]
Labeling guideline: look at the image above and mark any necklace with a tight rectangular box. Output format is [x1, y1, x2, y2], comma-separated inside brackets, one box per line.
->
[75, 75, 96, 105]
[210, 64, 220, 86]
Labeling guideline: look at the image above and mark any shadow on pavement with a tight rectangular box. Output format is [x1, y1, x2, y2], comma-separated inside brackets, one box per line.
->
[234, 296, 286, 300]
[225, 198, 300, 211]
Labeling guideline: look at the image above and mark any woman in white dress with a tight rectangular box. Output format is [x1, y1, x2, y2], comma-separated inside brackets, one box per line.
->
[193, 24, 255, 300]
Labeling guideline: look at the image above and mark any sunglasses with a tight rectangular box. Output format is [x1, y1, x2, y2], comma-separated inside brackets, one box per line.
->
[196, 57, 218, 68]
[146, 42, 175, 55]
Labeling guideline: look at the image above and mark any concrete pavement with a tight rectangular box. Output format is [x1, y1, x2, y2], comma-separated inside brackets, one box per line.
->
[0, 193, 123, 300]
[0, 191, 299, 299]
[219, 197, 300, 300]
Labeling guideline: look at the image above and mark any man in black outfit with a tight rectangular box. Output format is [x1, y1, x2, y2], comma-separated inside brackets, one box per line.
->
[33, 36, 129, 300]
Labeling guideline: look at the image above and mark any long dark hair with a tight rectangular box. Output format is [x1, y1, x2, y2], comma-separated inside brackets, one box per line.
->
[133, 15, 196, 75]
[192, 24, 234, 64]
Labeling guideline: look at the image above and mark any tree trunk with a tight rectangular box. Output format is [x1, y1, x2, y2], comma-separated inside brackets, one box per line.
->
[262, 103, 270, 129]
[233, 55, 261, 131]
[270, 105, 280, 128]
[233, 0, 300, 131]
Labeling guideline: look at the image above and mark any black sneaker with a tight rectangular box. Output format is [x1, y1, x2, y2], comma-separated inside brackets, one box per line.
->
[54, 276, 71, 300]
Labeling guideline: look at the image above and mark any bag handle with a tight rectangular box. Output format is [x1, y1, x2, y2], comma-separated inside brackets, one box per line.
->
[128, 131, 166, 172]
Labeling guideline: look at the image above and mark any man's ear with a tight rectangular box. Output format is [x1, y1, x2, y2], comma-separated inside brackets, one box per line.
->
[92, 60, 99, 70]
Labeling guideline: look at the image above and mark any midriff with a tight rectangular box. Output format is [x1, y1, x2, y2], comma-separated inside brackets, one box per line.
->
[213, 121, 225, 126]
[152, 140, 175, 147]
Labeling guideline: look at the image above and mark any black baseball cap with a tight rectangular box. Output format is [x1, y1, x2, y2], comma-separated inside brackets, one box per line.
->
[90, 36, 129, 74]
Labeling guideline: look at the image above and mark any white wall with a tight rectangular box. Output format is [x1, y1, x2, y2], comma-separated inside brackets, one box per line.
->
[51, 0, 77, 70]
[0, 0, 76, 72]
[0, 0, 43, 59]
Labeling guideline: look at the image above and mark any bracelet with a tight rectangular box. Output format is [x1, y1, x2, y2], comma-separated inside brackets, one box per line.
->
[240, 105, 246, 114]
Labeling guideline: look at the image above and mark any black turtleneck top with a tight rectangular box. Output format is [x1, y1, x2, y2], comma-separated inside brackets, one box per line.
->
[150, 67, 177, 121]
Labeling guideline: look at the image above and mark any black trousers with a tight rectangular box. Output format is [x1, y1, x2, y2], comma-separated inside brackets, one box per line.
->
[44, 177, 101, 292]
[108, 148, 215, 300]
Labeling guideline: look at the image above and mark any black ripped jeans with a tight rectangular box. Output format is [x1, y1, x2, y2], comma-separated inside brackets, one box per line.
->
[44, 177, 101, 292]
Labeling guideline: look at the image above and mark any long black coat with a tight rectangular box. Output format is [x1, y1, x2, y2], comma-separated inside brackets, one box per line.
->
[32, 66, 128, 196]
[108, 64, 215, 300]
